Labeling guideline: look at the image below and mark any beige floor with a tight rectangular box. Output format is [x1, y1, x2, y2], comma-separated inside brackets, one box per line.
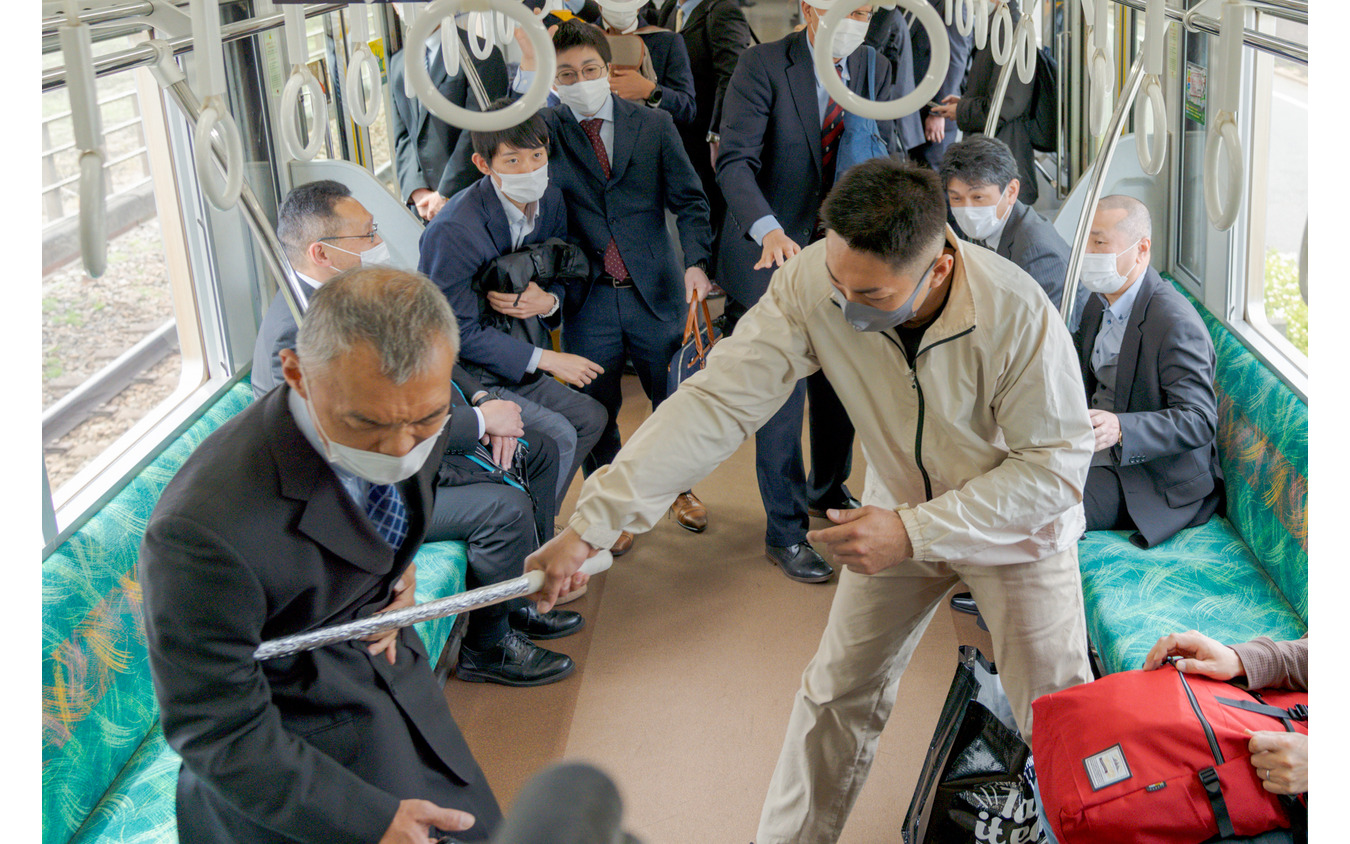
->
[445, 373, 965, 843]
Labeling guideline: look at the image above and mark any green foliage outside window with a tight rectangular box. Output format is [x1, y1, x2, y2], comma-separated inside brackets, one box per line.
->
[1263, 249, 1307, 357]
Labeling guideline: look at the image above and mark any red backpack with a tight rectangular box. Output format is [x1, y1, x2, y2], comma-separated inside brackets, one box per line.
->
[1031, 663, 1307, 843]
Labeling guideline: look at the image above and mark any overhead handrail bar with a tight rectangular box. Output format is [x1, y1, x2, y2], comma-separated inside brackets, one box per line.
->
[982, 10, 1037, 137]
[1104, 0, 1305, 64]
[404, 0, 555, 133]
[817, 0, 949, 121]
[1201, 0, 1246, 231]
[1134, 0, 1169, 175]
[345, 2, 383, 126]
[188, 0, 244, 209]
[42, 0, 155, 35]
[1087, 0, 1114, 138]
[43, 3, 351, 93]
[281, 3, 329, 160]
[1058, 48, 1147, 323]
[43, 19, 156, 54]
[59, 0, 108, 278]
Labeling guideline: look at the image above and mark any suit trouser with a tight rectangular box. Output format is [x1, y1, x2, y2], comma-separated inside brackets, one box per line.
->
[499, 377, 607, 504]
[756, 546, 1093, 844]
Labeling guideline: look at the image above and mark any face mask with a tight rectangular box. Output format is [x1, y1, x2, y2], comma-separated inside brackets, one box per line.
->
[833, 255, 940, 332]
[327, 238, 392, 268]
[301, 375, 447, 485]
[556, 76, 611, 117]
[1080, 238, 1141, 295]
[495, 165, 549, 204]
[829, 18, 870, 59]
[951, 193, 1009, 242]
[604, 9, 639, 31]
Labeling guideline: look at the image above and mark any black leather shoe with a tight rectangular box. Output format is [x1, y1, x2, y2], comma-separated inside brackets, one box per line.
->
[765, 542, 834, 583]
[455, 631, 575, 686]
[508, 604, 585, 640]
[808, 491, 863, 518]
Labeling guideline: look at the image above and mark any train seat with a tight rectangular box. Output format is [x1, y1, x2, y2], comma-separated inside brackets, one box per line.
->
[1077, 279, 1308, 675]
[42, 377, 470, 844]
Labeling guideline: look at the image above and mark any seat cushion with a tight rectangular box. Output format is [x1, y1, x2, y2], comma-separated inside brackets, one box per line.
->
[1079, 517, 1308, 676]
[67, 727, 179, 844]
[410, 540, 470, 663]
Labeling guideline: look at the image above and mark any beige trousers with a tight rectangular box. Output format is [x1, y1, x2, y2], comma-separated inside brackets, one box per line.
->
[755, 546, 1092, 844]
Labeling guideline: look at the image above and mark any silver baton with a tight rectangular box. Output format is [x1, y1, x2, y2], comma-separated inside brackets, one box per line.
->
[253, 551, 614, 661]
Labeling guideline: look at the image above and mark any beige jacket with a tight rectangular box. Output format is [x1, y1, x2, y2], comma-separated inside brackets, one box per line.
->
[569, 227, 1095, 566]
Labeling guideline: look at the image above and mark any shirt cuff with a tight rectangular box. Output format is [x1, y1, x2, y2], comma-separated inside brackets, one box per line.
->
[526, 345, 544, 374]
[897, 507, 927, 561]
[513, 68, 534, 96]
[568, 513, 621, 554]
[473, 408, 486, 440]
[748, 215, 783, 246]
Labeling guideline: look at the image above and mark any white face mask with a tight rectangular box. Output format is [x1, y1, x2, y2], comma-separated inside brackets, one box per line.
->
[494, 165, 549, 205]
[604, 9, 639, 31]
[1080, 238, 1142, 295]
[301, 378, 447, 486]
[326, 238, 392, 268]
[951, 193, 1009, 243]
[557, 76, 611, 117]
[830, 18, 870, 59]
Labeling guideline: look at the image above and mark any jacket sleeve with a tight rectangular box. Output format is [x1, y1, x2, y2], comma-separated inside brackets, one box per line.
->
[659, 111, 713, 267]
[444, 379, 482, 452]
[707, 1, 754, 133]
[955, 48, 1033, 134]
[141, 517, 400, 844]
[1116, 306, 1219, 464]
[898, 297, 1096, 564]
[655, 34, 699, 125]
[715, 51, 776, 235]
[388, 53, 427, 204]
[1231, 636, 1309, 692]
[1009, 229, 1069, 307]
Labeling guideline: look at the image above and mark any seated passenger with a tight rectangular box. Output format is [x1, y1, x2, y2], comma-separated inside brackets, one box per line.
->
[1072, 195, 1223, 548]
[597, 1, 699, 126]
[940, 135, 1088, 325]
[142, 268, 501, 842]
[1145, 630, 1307, 794]
[260, 180, 582, 686]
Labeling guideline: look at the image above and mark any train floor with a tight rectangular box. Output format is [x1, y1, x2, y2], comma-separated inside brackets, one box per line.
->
[444, 372, 964, 843]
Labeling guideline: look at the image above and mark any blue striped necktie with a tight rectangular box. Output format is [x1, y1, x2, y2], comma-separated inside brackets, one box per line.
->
[365, 483, 409, 549]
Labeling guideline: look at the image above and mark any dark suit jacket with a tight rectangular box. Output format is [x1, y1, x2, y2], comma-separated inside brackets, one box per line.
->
[714, 29, 897, 306]
[541, 97, 712, 322]
[419, 175, 570, 386]
[636, 29, 699, 125]
[1072, 268, 1225, 547]
[865, 6, 924, 151]
[140, 386, 501, 844]
[910, 0, 972, 145]
[954, 37, 1038, 204]
[655, 0, 752, 137]
[388, 32, 509, 204]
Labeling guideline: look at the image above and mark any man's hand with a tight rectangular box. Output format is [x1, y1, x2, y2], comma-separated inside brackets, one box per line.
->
[709, 139, 720, 168]
[685, 265, 712, 303]
[1247, 730, 1308, 795]
[610, 68, 657, 101]
[1142, 630, 1245, 679]
[924, 112, 946, 143]
[929, 94, 959, 120]
[367, 565, 417, 666]
[1088, 409, 1121, 452]
[513, 12, 557, 72]
[486, 282, 558, 318]
[478, 398, 524, 438]
[486, 434, 518, 469]
[754, 229, 802, 270]
[411, 189, 447, 221]
[379, 799, 475, 844]
[538, 349, 604, 387]
[806, 506, 912, 575]
[525, 527, 600, 612]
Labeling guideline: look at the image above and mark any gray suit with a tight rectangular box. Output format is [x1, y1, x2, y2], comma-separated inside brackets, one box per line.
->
[1072, 267, 1224, 547]
[140, 386, 502, 843]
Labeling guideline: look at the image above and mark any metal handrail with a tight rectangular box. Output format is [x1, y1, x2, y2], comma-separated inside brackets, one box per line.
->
[42, 0, 157, 34]
[43, 3, 349, 93]
[1106, 0, 1306, 65]
[1058, 49, 1147, 323]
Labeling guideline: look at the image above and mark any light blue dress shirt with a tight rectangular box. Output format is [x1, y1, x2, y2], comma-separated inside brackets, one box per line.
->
[676, 0, 706, 27]
[1090, 274, 1144, 376]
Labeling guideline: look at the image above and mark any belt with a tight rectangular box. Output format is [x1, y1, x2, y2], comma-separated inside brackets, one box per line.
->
[597, 273, 634, 289]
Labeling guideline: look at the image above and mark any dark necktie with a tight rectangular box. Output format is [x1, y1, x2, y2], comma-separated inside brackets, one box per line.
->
[821, 63, 846, 175]
[365, 483, 409, 549]
[580, 117, 630, 281]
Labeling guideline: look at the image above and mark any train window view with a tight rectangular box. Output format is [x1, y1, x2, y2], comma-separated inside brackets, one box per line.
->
[35, 1, 1316, 843]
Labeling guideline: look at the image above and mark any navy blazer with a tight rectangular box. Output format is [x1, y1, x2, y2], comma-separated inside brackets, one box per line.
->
[1072, 268, 1225, 547]
[714, 30, 897, 306]
[909, 0, 972, 136]
[541, 97, 712, 323]
[865, 6, 924, 151]
[637, 29, 699, 125]
[418, 175, 569, 386]
[655, 0, 753, 137]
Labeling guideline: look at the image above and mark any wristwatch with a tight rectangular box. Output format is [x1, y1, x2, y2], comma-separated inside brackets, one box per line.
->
[689, 259, 709, 273]
[706, 131, 720, 144]
[471, 389, 498, 408]
[645, 86, 663, 107]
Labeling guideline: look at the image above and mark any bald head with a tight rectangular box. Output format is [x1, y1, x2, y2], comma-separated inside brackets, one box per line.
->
[1095, 195, 1152, 244]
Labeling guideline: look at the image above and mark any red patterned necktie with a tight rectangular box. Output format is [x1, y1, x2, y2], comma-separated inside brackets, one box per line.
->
[580, 118, 630, 281]
[821, 63, 845, 172]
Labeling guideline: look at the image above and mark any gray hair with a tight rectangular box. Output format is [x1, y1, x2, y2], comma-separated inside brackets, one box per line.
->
[939, 136, 1020, 193]
[1097, 194, 1153, 243]
[295, 267, 460, 383]
[277, 180, 352, 266]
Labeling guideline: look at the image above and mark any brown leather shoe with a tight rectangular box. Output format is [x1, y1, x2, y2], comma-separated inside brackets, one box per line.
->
[610, 531, 634, 557]
[669, 491, 708, 532]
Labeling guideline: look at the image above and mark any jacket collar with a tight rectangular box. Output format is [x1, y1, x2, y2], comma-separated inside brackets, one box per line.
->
[786, 30, 825, 177]
[472, 175, 514, 256]
[920, 226, 979, 350]
[993, 200, 1031, 259]
[1112, 266, 1162, 411]
[555, 97, 639, 186]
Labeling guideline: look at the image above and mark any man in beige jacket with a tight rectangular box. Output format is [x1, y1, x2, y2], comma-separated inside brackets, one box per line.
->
[526, 159, 1095, 843]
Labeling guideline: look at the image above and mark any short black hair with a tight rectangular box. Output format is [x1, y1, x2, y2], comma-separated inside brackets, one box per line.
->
[470, 97, 551, 162]
[938, 135, 1019, 192]
[277, 179, 352, 265]
[820, 158, 947, 273]
[552, 19, 611, 64]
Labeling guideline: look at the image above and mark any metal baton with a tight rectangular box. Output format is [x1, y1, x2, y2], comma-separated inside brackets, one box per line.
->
[253, 552, 614, 661]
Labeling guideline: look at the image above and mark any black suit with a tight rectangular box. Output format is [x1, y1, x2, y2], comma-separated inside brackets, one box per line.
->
[909, 0, 972, 167]
[388, 32, 509, 205]
[954, 33, 1038, 204]
[141, 387, 502, 843]
[864, 5, 924, 151]
[630, 28, 699, 126]
[1072, 268, 1224, 547]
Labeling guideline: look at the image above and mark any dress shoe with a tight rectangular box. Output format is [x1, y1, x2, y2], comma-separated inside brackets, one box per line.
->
[509, 604, 585, 640]
[808, 491, 863, 518]
[765, 542, 834, 583]
[455, 631, 574, 686]
[610, 531, 634, 557]
[668, 491, 708, 532]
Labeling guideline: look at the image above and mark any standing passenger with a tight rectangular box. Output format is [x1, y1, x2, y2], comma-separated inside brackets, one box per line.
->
[598, 2, 700, 126]
[908, 0, 972, 169]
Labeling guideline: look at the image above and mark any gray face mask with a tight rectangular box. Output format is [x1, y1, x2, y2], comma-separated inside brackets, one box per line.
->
[833, 255, 940, 332]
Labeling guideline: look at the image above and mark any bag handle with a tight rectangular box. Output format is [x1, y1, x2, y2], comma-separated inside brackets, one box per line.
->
[681, 298, 716, 358]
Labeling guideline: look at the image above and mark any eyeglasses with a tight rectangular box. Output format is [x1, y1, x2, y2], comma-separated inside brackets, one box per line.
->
[319, 222, 379, 245]
[555, 64, 607, 87]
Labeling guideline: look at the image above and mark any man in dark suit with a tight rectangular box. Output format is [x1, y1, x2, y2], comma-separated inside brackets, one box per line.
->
[939, 135, 1087, 323]
[864, 4, 924, 152]
[142, 269, 503, 842]
[598, 5, 698, 125]
[389, 12, 509, 221]
[513, 21, 716, 552]
[1072, 195, 1223, 548]
[714, 0, 898, 583]
[258, 182, 583, 686]
[908, 0, 972, 169]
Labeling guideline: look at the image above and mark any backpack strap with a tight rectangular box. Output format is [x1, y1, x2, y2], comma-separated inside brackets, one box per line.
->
[1198, 767, 1236, 839]
[1215, 696, 1308, 726]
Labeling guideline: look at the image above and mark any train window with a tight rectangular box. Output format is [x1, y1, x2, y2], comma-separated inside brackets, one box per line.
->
[1175, 8, 1210, 287]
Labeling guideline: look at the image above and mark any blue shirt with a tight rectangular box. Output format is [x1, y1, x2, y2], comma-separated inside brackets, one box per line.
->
[675, 0, 706, 28]
[1090, 274, 1144, 376]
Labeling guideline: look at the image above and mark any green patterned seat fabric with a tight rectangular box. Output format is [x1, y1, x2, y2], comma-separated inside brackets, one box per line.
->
[67, 727, 179, 844]
[43, 381, 255, 844]
[410, 540, 470, 661]
[1078, 518, 1307, 675]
